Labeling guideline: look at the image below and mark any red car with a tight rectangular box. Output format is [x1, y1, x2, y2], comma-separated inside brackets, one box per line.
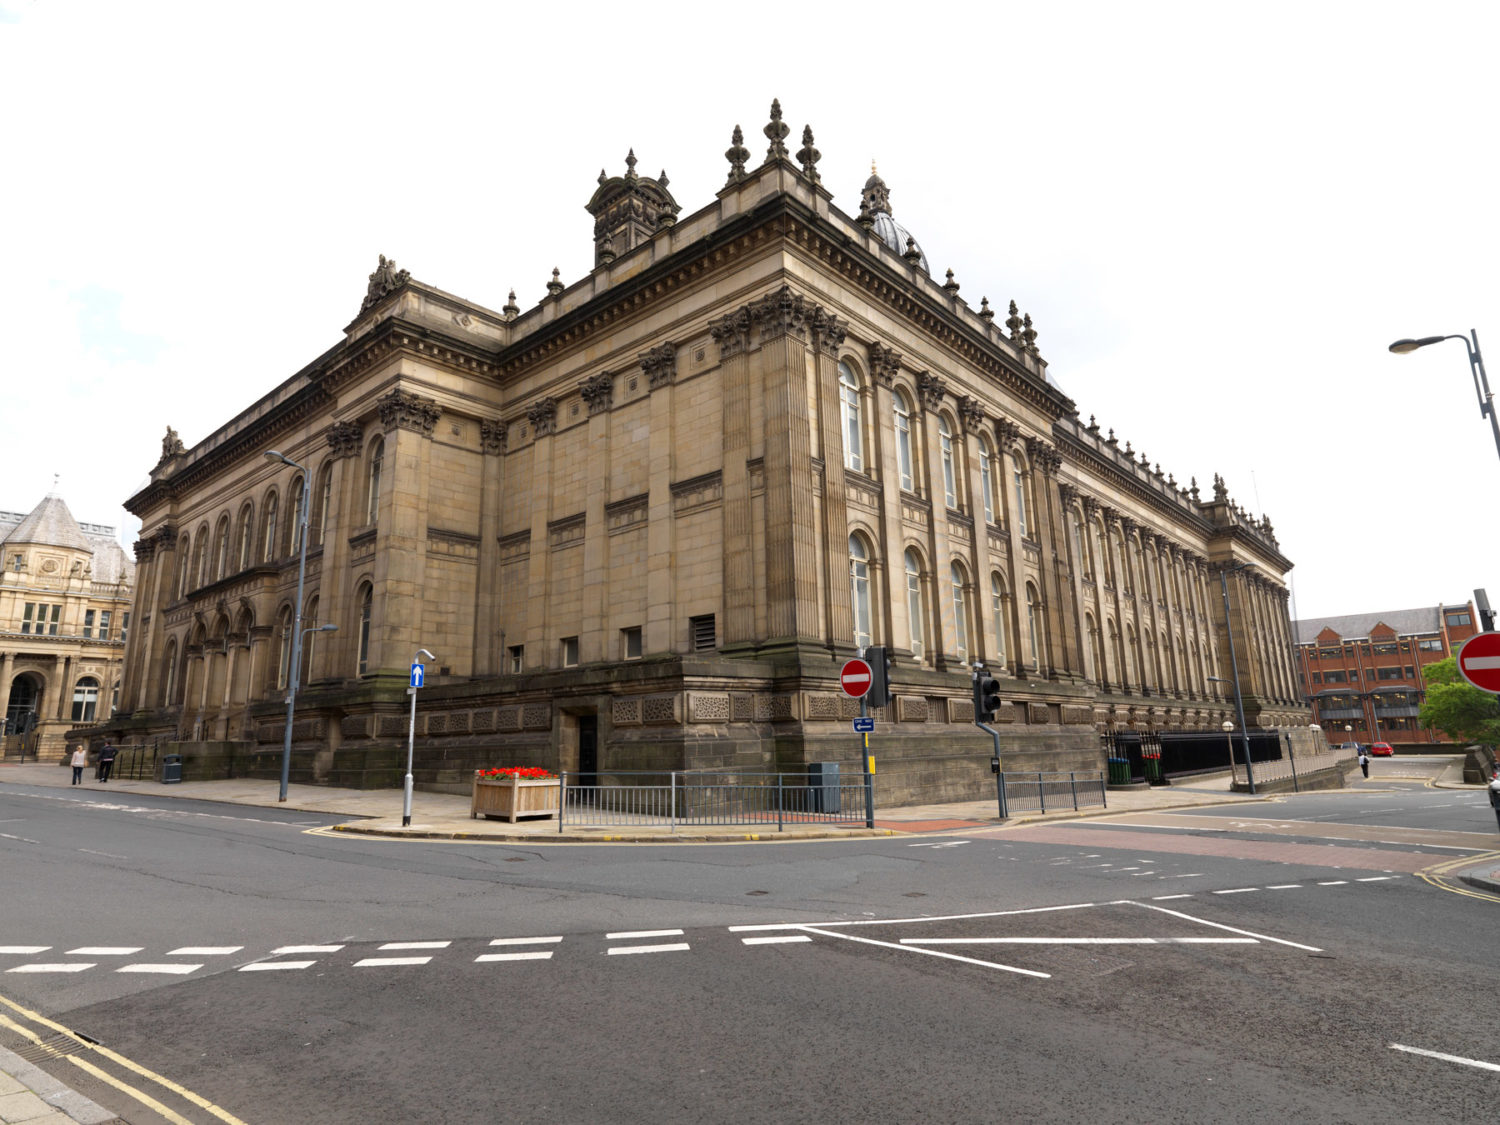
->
[1370, 742, 1394, 756]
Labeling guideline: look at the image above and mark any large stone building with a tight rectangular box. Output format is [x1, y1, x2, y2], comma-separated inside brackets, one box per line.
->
[2, 493, 135, 759]
[99, 102, 1310, 801]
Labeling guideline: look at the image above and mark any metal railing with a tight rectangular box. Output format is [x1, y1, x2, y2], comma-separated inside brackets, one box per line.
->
[1233, 744, 1356, 789]
[114, 741, 159, 781]
[559, 770, 870, 832]
[999, 770, 1108, 815]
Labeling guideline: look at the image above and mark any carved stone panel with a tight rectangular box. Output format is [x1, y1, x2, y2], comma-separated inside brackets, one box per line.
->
[641, 695, 679, 725]
[688, 692, 731, 723]
[1027, 702, 1053, 725]
[896, 695, 929, 723]
[612, 697, 642, 727]
[496, 706, 522, 732]
[522, 703, 553, 731]
[805, 693, 841, 721]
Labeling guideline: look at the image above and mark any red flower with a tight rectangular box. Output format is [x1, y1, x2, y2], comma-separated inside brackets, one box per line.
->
[477, 767, 556, 780]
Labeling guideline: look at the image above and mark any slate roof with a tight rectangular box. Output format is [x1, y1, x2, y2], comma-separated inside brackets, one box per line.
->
[1292, 604, 1465, 645]
[0, 494, 135, 586]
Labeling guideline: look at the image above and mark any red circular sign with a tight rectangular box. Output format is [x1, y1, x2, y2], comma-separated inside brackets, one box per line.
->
[840, 658, 873, 698]
[1458, 632, 1500, 693]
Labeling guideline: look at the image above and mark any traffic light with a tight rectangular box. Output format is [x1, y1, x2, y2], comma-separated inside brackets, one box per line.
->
[865, 645, 895, 708]
[972, 668, 1002, 722]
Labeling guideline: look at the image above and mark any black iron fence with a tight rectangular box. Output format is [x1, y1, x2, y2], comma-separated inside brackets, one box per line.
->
[559, 770, 871, 832]
[113, 741, 159, 781]
[999, 770, 1108, 815]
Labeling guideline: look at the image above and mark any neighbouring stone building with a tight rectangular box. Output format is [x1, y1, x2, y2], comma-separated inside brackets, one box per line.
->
[95, 101, 1310, 802]
[2, 493, 135, 760]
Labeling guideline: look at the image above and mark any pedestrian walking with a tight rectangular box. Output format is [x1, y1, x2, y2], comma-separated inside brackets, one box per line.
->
[69, 743, 87, 785]
[1358, 747, 1370, 779]
[98, 742, 118, 783]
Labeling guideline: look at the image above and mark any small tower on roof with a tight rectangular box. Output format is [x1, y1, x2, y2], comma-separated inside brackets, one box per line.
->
[858, 162, 929, 274]
[584, 149, 681, 268]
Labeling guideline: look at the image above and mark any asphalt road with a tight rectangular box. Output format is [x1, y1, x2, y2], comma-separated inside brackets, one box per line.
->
[3, 777, 1498, 1124]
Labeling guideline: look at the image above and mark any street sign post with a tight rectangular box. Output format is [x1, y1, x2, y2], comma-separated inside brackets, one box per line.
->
[839, 659, 872, 698]
[852, 716, 875, 733]
[410, 662, 425, 689]
[1457, 632, 1500, 693]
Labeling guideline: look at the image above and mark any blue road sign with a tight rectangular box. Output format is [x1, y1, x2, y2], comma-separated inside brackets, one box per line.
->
[852, 716, 875, 733]
[410, 663, 425, 689]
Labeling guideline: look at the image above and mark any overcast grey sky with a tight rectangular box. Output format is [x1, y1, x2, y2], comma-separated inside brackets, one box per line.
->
[3, 0, 1496, 621]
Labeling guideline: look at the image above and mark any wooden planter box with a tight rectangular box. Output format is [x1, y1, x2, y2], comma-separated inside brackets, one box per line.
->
[471, 773, 560, 822]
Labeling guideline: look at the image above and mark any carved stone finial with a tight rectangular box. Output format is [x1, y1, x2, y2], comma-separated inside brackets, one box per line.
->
[1021, 312, 1038, 355]
[725, 125, 749, 184]
[1087, 414, 1100, 434]
[943, 269, 960, 296]
[1213, 473, 1228, 502]
[796, 125, 820, 181]
[903, 237, 922, 264]
[360, 254, 411, 314]
[763, 98, 789, 161]
[1124, 440, 1133, 456]
[598, 235, 616, 266]
[158, 425, 185, 463]
[1190, 476, 1201, 501]
[979, 296, 994, 320]
[502, 289, 519, 320]
[624, 148, 638, 179]
[580, 372, 615, 415]
[546, 267, 564, 299]
[1107, 429, 1117, 445]
[1005, 300, 1023, 341]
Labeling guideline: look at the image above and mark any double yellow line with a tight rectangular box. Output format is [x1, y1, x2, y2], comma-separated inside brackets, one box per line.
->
[1419, 850, 1500, 903]
[0, 992, 248, 1124]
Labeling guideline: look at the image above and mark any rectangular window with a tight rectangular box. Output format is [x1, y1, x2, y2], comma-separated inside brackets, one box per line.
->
[1372, 643, 1396, 655]
[1447, 612, 1472, 626]
[22, 603, 35, 634]
[48, 604, 59, 635]
[690, 614, 716, 652]
[562, 636, 579, 667]
[508, 645, 524, 674]
[1377, 667, 1404, 680]
[1311, 672, 1321, 684]
[622, 626, 642, 660]
[83, 609, 96, 638]
[1418, 638, 1443, 652]
[1404, 666, 1415, 677]
[99, 611, 112, 641]
[121, 612, 131, 644]
[1323, 670, 1347, 683]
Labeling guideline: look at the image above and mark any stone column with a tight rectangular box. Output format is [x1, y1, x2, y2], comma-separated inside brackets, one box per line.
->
[121, 536, 156, 714]
[472, 418, 508, 676]
[42, 655, 65, 722]
[754, 287, 821, 645]
[134, 527, 178, 713]
[0, 651, 14, 722]
[372, 390, 439, 678]
[315, 421, 363, 683]
[914, 372, 957, 668]
[711, 318, 755, 650]
[959, 397, 995, 663]
[524, 397, 560, 662]
[1028, 439, 1076, 681]
[997, 419, 1028, 678]
[579, 371, 616, 663]
[811, 309, 854, 651]
[868, 345, 906, 653]
[1057, 484, 1092, 681]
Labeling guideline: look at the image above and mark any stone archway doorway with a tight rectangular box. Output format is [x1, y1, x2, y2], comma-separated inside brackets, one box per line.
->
[6, 673, 42, 733]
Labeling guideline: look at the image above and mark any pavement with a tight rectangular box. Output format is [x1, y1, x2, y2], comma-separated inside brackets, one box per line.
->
[2, 753, 1497, 1124]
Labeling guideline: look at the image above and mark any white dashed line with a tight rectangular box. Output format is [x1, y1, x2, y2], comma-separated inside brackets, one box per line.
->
[1152, 894, 1194, 901]
[475, 951, 554, 962]
[606, 929, 684, 940]
[119, 964, 201, 975]
[1356, 876, 1401, 882]
[0, 946, 50, 955]
[607, 943, 691, 956]
[6, 964, 95, 973]
[1266, 885, 1304, 890]
[741, 936, 813, 946]
[168, 946, 244, 955]
[67, 946, 143, 955]
[1212, 888, 1258, 895]
[273, 945, 345, 954]
[1390, 1044, 1500, 1073]
[378, 941, 450, 950]
[240, 961, 316, 971]
[355, 957, 432, 967]
[1317, 881, 1348, 886]
[901, 937, 1257, 945]
[488, 936, 563, 946]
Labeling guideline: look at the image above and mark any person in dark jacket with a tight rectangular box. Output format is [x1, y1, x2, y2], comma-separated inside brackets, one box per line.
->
[97, 742, 118, 782]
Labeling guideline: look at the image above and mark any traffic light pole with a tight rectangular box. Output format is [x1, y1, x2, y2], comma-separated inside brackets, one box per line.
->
[859, 690, 874, 829]
[972, 664, 1008, 818]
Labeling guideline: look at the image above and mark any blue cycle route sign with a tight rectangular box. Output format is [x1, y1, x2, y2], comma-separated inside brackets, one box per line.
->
[410, 663, 425, 689]
[852, 716, 874, 733]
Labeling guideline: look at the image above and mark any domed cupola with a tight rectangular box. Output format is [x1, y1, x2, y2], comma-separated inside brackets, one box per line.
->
[858, 165, 929, 274]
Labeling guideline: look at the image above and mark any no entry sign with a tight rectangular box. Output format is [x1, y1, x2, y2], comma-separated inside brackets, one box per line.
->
[840, 658, 873, 698]
[1457, 632, 1500, 694]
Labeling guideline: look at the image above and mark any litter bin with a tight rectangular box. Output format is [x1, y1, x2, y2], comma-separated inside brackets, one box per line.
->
[807, 762, 840, 813]
[161, 755, 183, 784]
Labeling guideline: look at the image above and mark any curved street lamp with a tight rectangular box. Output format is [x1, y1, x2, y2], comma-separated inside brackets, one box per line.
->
[1388, 331, 1498, 463]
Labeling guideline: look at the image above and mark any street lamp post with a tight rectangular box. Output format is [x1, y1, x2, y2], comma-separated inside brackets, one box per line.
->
[404, 647, 436, 827]
[1217, 563, 1256, 794]
[264, 450, 316, 803]
[1220, 719, 1235, 775]
[1389, 331, 1499, 463]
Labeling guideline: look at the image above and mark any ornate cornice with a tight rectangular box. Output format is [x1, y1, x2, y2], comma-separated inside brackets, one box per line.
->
[957, 395, 985, 432]
[326, 420, 363, 459]
[916, 371, 946, 412]
[133, 539, 156, 563]
[867, 342, 902, 388]
[377, 389, 441, 436]
[480, 419, 507, 455]
[580, 371, 615, 415]
[639, 343, 677, 389]
[994, 418, 1021, 448]
[527, 398, 558, 436]
[753, 285, 812, 344]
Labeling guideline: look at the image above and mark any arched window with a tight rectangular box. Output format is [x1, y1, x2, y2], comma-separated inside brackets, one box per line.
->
[236, 503, 254, 571]
[176, 534, 192, 599]
[1125, 624, 1139, 685]
[262, 491, 279, 563]
[904, 549, 925, 661]
[1025, 582, 1041, 668]
[1072, 511, 1090, 580]
[162, 639, 179, 706]
[1013, 468, 1031, 538]
[192, 526, 210, 590]
[979, 437, 996, 524]
[366, 438, 384, 525]
[838, 362, 863, 474]
[938, 415, 957, 509]
[990, 573, 1007, 665]
[303, 595, 320, 685]
[285, 475, 305, 557]
[893, 390, 915, 492]
[1097, 519, 1113, 584]
[1085, 613, 1100, 682]
[313, 463, 334, 548]
[276, 606, 293, 692]
[70, 676, 100, 723]
[951, 562, 969, 664]
[849, 534, 872, 650]
[357, 585, 373, 675]
[214, 517, 230, 581]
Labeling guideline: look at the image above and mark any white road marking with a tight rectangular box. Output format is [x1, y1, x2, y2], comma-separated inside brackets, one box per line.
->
[741, 936, 813, 946]
[1159, 874, 1205, 879]
[1356, 876, 1401, 882]
[1390, 1044, 1500, 1073]
[0, 946, 50, 955]
[168, 946, 244, 955]
[902, 937, 1257, 945]
[489, 936, 563, 946]
[606, 929, 683, 939]
[119, 964, 201, 975]
[1317, 880, 1348, 886]
[67, 946, 143, 955]
[1212, 888, 1257, 895]
[378, 941, 450, 950]
[1152, 894, 1194, 901]
[1266, 885, 1304, 890]
[475, 951, 553, 962]
[607, 943, 691, 956]
[799, 926, 1050, 979]
[239, 961, 315, 971]
[1127, 901, 1324, 952]
[77, 849, 128, 859]
[6, 963, 94, 973]
[273, 944, 344, 954]
[0, 833, 41, 844]
[354, 956, 432, 967]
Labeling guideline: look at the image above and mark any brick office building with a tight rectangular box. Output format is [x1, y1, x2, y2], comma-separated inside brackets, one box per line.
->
[94, 102, 1311, 802]
[1292, 602, 1479, 746]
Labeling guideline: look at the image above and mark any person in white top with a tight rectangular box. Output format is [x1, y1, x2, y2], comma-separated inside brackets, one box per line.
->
[69, 744, 88, 786]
